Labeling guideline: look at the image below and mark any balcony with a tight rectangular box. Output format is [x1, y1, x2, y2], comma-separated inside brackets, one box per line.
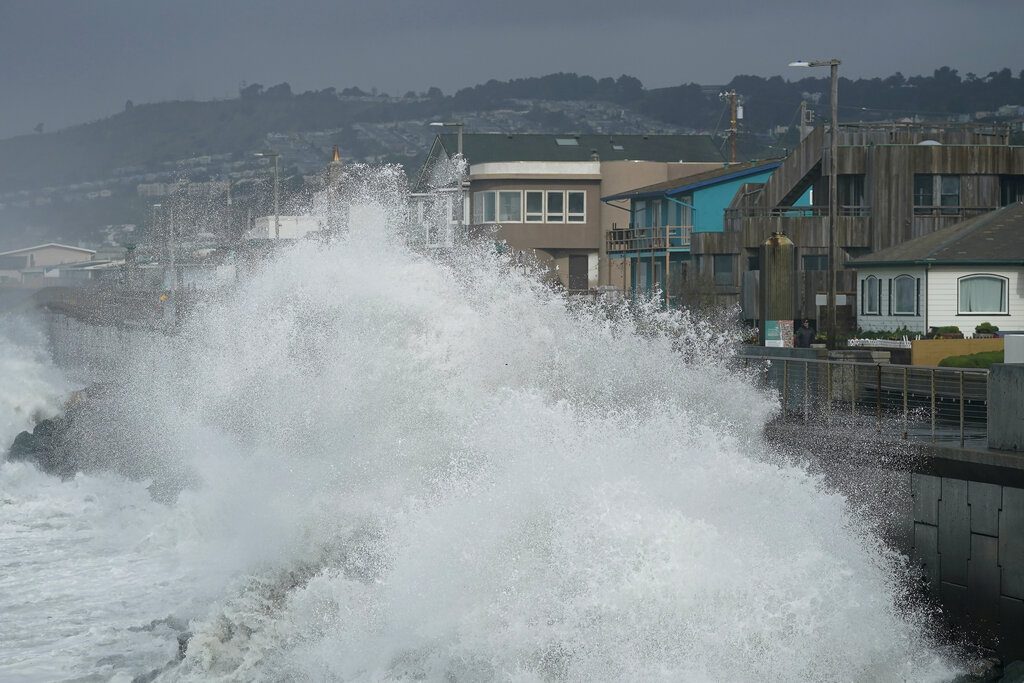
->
[724, 205, 870, 219]
[606, 225, 692, 255]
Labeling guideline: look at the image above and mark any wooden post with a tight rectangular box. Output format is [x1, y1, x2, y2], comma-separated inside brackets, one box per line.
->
[930, 369, 936, 442]
[876, 363, 882, 433]
[902, 366, 909, 440]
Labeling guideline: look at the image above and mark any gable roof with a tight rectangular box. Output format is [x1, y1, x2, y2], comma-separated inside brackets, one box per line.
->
[0, 243, 96, 257]
[601, 160, 782, 202]
[849, 203, 1024, 267]
[433, 133, 724, 164]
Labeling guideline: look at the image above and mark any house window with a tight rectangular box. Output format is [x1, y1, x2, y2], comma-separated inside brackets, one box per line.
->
[713, 255, 734, 286]
[892, 275, 917, 315]
[525, 191, 544, 222]
[1001, 176, 1024, 206]
[546, 191, 564, 222]
[958, 275, 1008, 314]
[838, 174, 865, 210]
[863, 276, 880, 314]
[803, 254, 828, 271]
[567, 191, 586, 223]
[914, 174, 960, 215]
[498, 191, 522, 222]
[473, 191, 496, 223]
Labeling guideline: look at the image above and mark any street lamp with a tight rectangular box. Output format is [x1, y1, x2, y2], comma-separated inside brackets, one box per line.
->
[254, 151, 281, 239]
[429, 121, 464, 157]
[790, 58, 841, 347]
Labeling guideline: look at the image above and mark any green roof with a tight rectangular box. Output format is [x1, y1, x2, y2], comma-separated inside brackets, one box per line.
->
[435, 133, 724, 164]
[849, 203, 1024, 266]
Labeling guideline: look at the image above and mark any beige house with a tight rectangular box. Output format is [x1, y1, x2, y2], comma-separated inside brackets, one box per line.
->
[417, 134, 725, 290]
[0, 243, 96, 285]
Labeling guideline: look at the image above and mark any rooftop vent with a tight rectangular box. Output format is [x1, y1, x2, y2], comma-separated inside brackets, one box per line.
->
[555, 138, 579, 146]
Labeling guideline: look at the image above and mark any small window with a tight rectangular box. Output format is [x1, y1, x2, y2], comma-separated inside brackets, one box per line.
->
[892, 275, 917, 315]
[713, 255, 734, 286]
[473, 191, 496, 223]
[914, 174, 960, 215]
[546, 191, 564, 222]
[802, 255, 828, 271]
[498, 191, 522, 222]
[525, 191, 544, 222]
[567, 191, 585, 222]
[959, 275, 1008, 314]
[555, 138, 578, 146]
[863, 276, 879, 314]
[1001, 176, 1024, 206]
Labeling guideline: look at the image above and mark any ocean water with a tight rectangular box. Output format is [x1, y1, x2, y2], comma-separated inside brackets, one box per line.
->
[0, 170, 961, 681]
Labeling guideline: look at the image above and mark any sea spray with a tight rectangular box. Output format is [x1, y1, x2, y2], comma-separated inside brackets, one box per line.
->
[1, 164, 960, 681]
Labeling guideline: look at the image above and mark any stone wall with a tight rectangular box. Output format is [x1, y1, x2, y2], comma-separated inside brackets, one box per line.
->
[913, 473, 1024, 657]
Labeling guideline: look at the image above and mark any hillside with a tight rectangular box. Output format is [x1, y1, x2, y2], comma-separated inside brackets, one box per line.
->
[1, 68, 1021, 248]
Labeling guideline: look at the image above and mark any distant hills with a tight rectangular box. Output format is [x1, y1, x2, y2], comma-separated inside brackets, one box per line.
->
[0, 67, 1021, 248]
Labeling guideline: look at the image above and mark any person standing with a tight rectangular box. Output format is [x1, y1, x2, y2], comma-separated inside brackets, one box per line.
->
[795, 319, 815, 348]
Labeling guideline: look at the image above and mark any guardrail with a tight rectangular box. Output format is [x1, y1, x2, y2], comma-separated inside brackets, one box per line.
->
[740, 355, 989, 448]
[724, 205, 870, 219]
[606, 225, 692, 253]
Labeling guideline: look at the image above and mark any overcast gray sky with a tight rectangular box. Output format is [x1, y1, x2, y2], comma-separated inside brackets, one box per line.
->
[1, 0, 1022, 139]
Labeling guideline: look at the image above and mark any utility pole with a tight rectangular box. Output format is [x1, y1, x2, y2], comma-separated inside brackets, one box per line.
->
[255, 151, 281, 239]
[721, 90, 739, 163]
[790, 58, 841, 347]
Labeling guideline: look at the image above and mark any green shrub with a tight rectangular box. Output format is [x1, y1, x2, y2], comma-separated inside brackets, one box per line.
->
[975, 322, 1000, 335]
[938, 350, 1004, 368]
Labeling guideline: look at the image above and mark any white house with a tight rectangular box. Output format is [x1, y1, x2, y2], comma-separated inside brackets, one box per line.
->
[0, 243, 96, 285]
[850, 203, 1024, 335]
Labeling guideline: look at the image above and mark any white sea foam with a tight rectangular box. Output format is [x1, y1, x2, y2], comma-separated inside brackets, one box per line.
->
[0, 167, 960, 681]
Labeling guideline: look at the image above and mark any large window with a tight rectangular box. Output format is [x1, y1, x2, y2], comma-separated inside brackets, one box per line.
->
[498, 191, 522, 222]
[958, 275, 1008, 314]
[567, 191, 586, 223]
[892, 275, 918, 315]
[914, 174, 960, 215]
[863, 276, 880, 314]
[713, 255, 734, 286]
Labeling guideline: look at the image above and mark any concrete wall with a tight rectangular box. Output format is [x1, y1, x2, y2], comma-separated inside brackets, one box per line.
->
[911, 337, 1004, 366]
[990, 364, 1024, 451]
[913, 473, 1024, 657]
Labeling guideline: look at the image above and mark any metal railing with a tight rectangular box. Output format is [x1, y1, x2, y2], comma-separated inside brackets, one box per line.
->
[741, 355, 989, 448]
[606, 225, 692, 253]
[724, 205, 870, 219]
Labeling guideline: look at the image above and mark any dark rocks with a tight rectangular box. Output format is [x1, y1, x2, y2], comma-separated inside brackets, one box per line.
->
[6, 413, 79, 477]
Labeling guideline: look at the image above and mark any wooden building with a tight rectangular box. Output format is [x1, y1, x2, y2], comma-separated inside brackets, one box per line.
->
[688, 123, 1024, 322]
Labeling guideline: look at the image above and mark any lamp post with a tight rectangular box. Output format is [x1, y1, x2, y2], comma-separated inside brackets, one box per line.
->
[429, 121, 464, 157]
[254, 151, 280, 239]
[790, 59, 840, 347]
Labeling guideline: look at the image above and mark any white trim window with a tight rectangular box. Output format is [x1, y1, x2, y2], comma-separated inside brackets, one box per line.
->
[863, 275, 880, 314]
[525, 191, 544, 222]
[958, 274, 1008, 314]
[546, 191, 564, 223]
[497, 191, 522, 222]
[472, 191, 496, 223]
[892, 274, 917, 315]
[567, 191, 586, 223]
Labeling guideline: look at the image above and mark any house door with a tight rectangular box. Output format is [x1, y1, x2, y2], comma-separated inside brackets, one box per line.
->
[568, 255, 589, 291]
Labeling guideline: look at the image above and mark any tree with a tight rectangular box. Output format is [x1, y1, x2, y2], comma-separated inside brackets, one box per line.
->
[240, 83, 264, 99]
[264, 82, 292, 99]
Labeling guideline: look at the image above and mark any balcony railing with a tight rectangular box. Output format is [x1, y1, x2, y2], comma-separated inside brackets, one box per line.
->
[724, 205, 870, 219]
[606, 225, 692, 253]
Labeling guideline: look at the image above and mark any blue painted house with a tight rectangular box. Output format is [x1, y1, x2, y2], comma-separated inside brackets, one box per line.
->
[602, 160, 802, 302]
